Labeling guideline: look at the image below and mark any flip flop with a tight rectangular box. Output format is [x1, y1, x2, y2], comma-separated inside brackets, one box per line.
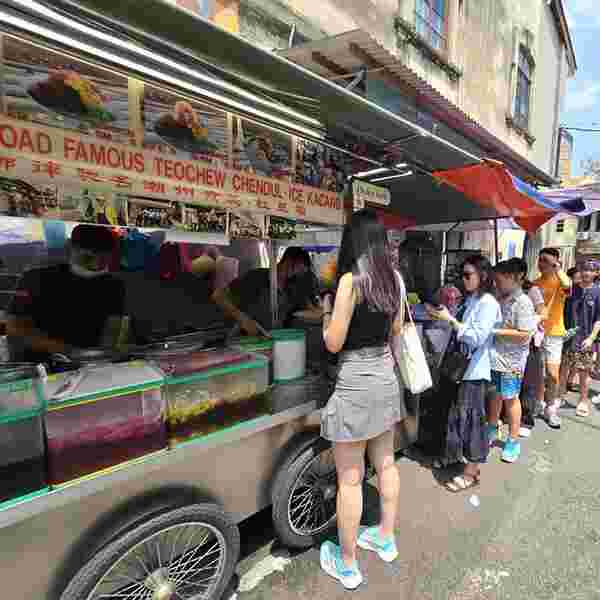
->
[445, 474, 480, 493]
[576, 403, 591, 418]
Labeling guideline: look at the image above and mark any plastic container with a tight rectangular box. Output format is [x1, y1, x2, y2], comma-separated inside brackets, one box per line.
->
[165, 355, 269, 446]
[151, 348, 250, 378]
[231, 337, 274, 382]
[45, 362, 166, 486]
[0, 375, 48, 504]
[272, 329, 306, 383]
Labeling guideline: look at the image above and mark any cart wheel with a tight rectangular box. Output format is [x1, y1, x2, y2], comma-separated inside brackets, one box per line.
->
[60, 504, 239, 600]
[272, 437, 338, 549]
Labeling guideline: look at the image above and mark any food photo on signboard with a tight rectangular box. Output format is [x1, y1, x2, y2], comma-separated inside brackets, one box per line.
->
[187, 205, 228, 234]
[127, 197, 188, 230]
[60, 188, 128, 226]
[0, 176, 61, 219]
[228, 209, 265, 239]
[3, 37, 130, 142]
[231, 117, 292, 181]
[142, 85, 229, 166]
[268, 216, 296, 240]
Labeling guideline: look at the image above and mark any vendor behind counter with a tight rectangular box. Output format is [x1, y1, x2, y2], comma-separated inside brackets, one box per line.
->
[211, 247, 322, 336]
[6, 224, 126, 365]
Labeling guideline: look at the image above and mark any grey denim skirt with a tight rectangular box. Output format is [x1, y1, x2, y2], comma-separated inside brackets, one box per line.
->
[321, 345, 407, 442]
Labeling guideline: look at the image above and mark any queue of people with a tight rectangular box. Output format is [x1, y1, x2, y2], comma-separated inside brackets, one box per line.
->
[318, 208, 599, 590]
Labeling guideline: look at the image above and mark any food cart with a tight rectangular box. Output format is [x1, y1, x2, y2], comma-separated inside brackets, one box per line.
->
[0, 3, 444, 598]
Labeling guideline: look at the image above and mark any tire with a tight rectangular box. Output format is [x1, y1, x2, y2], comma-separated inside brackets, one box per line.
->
[271, 437, 338, 550]
[60, 504, 240, 600]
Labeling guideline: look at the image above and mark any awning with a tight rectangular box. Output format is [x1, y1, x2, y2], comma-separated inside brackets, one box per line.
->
[280, 29, 557, 186]
[431, 162, 586, 233]
[1, 0, 480, 173]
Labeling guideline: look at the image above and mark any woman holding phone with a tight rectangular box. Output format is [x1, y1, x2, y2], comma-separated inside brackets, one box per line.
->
[427, 255, 501, 492]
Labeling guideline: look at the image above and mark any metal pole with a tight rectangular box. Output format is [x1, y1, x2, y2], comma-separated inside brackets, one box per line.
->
[268, 240, 279, 328]
[493, 219, 499, 264]
[440, 230, 447, 286]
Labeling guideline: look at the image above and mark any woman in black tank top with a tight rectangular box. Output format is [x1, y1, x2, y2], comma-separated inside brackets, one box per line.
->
[319, 209, 406, 589]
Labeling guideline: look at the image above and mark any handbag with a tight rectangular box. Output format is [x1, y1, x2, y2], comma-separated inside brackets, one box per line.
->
[391, 295, 433, 395]
[439, 304, 471, 384]
[439, 334, 471, 384]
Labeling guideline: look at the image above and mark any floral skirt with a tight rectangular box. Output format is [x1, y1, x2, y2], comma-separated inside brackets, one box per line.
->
[565, 348, 596, 371]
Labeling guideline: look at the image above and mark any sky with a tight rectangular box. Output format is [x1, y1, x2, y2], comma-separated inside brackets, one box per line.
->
[563, 1, 600, 176]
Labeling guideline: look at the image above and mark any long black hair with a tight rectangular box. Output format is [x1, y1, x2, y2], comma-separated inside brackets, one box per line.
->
[462, 254, 495, 296]
[336, 208, 401, 316]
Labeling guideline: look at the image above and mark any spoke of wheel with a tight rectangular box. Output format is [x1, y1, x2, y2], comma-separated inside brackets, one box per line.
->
[297, 495, 315, 530]
[169, 524, 188, 567]
[290, 487, 313, 505]
[291, 490, 315, 517]
[176, 526, 204, 570]
[171, 548, 221, 584]
[156, 537, 162, 570]
[171, 556, 221, 583]
[98, 574, 145, 591]
[169, 531, 211, 574]
[170, 555, 221, 580]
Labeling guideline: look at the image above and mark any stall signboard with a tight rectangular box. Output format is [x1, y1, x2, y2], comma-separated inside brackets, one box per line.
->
[352, 180, 391, 207]
[0, 35, 344, 230]
[0, 116, 343, 226]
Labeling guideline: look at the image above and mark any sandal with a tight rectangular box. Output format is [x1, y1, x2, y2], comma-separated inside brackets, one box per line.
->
[445, 473, 480, 493]
[576, 403, 591, 418]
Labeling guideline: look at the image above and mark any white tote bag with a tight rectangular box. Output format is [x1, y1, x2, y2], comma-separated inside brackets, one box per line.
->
[391, 297, 433, 395]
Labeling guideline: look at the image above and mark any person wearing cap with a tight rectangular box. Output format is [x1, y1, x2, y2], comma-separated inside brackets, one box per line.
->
[560, 260, 600, 418]
[6, 224, 125, 366]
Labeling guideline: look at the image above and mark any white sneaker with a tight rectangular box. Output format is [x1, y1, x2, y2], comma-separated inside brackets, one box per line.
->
[320, 541, 363, 590]
[519, 427, 532, 439]
[357, 526, 399, 563]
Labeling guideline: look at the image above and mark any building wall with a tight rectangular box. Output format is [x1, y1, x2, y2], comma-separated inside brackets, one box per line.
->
[532, 2, 566, 176]
[171, 0, 571, 180]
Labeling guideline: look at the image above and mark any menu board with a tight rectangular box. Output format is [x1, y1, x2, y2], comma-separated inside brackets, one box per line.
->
[142, 85, 229, 167]
[3, 37, 131, 144]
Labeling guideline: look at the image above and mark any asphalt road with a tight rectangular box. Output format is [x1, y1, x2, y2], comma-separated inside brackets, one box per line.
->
[232, 383, 600, 600]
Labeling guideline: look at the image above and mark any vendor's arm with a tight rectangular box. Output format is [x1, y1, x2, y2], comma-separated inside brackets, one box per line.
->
[211, 287, 260, 336]
[322, 273, 356, 354]
[211, 270, 265, 336]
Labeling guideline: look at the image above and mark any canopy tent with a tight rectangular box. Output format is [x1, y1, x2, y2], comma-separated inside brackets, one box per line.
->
[429, 161, 587, 233]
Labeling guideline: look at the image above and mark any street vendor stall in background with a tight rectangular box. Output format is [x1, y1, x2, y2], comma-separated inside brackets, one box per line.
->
[0, 2, 591, 600]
